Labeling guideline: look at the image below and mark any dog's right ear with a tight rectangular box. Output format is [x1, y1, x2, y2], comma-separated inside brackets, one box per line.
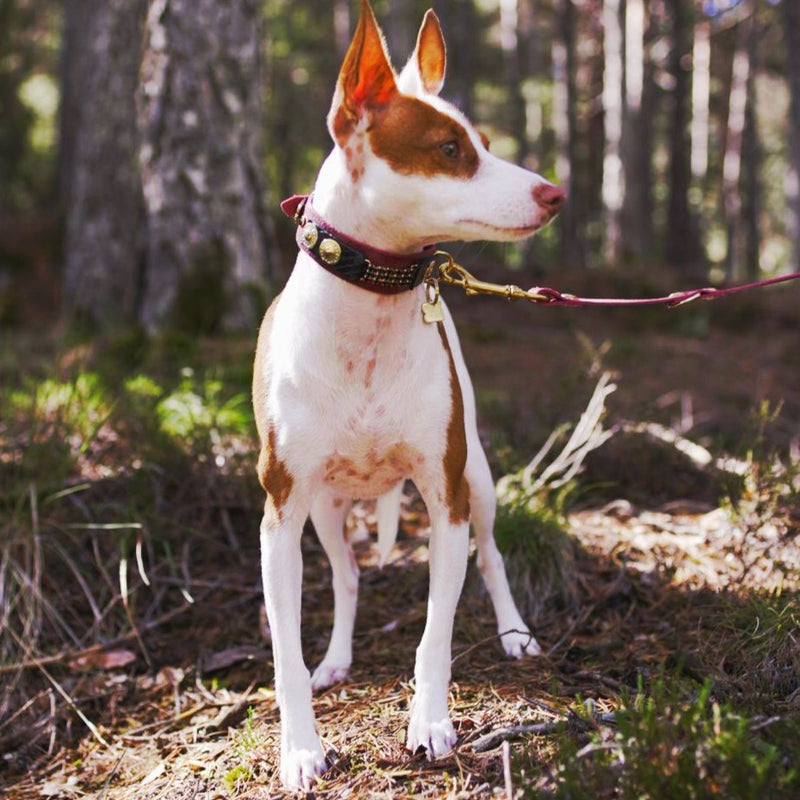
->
[328, 0, 398, 146]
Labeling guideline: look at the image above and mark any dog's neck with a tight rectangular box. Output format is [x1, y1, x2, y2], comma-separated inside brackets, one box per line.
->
[311, 148, 434, 256]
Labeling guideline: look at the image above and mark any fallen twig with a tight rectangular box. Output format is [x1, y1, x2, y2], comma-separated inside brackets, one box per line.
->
[471, 722, 562, 752]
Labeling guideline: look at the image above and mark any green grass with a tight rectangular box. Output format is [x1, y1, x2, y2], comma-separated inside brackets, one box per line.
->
[516, 679, 799, 799]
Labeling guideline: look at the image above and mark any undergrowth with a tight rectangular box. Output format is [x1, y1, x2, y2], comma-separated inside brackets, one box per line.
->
[519, 679, 799, 799]
[1, 335, 799, 798]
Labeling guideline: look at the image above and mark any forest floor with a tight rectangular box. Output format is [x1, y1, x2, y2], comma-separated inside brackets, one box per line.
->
[1, 262, 799, 798]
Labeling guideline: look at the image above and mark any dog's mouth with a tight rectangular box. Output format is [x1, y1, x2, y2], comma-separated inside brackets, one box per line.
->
[455, 218, 547, 239]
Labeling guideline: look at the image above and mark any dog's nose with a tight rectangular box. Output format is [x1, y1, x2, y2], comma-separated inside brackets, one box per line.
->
[533, 183, 566, 214]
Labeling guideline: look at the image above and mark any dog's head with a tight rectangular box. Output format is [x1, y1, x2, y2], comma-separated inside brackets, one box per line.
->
[325, 0, 565, 248]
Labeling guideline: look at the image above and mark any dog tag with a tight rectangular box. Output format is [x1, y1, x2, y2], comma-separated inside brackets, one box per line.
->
[422, 297, 444, 324]
[422, 279, 444, 324]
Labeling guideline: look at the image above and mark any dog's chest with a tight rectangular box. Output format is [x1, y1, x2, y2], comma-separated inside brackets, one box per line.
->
[311, 298, 439, 496]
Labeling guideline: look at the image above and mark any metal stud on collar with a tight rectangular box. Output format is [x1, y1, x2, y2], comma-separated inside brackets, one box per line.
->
[318, 238, 343, 265]
[301, 221, 319, 249]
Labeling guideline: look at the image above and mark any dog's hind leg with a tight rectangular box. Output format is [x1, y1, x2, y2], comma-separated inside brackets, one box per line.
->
[466, 442, 541, 658]
[376, 480, 403, 566]
[310, 492, 357, 690]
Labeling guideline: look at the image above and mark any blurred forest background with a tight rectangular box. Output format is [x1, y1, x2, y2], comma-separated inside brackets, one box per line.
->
[1, 0, 798, 336]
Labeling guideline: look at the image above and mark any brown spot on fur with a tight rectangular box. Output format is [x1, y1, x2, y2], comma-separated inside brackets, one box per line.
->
[479, 130, 490, 150]
[253, 299, 294, 521]
[364, 356, 377, 388]
[252, 295, 280, 444]
[369, 95, 479, 179]
[436, 324, 470, 523]
[257, 426, 294, 521]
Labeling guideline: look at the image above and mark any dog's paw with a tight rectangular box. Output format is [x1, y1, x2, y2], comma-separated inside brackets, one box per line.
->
[310, 659, 350, 690]
[407, 711, 457, 759]
[281, 745, 327, 791]
[500, 628, 542, 659]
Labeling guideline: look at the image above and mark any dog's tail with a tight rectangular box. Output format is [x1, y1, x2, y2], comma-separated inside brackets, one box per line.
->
[376, 482, 403, 567]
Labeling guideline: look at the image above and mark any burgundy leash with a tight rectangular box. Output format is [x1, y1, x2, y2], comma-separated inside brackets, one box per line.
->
[526, 271, 800, 308]
[432, 252, 800, 309]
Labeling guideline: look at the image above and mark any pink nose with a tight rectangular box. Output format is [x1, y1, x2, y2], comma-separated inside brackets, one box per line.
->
[533, 182, 566, 214]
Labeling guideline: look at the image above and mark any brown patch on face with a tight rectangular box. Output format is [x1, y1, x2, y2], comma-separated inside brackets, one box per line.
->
[257, 425, 294, 521]
[478, 130, 490, 150]
[369, 95, 479, 179]
[436, 324, 470, 524]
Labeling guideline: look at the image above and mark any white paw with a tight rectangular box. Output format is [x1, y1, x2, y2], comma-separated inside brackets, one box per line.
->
[310, 659, 350, 690]
[281, 744, 327, 791]
[407, 709, 457, 759]
[500, 628, 542, 659]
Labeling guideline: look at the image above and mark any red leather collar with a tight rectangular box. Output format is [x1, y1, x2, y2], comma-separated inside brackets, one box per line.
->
[281, 194, 435, 294]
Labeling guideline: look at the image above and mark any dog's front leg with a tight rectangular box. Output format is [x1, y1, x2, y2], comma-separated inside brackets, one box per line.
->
[406, 508, 470, 758]
[260, 495, 326, 789]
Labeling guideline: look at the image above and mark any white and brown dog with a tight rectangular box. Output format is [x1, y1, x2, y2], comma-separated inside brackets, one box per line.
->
[252, 1, 565, 789]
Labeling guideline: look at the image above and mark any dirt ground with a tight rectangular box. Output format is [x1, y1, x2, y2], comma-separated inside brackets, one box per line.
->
[1, 262, 799, 798]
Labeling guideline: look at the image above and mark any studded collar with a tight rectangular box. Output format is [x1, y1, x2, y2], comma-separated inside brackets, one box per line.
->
[280, 194, 435, 295]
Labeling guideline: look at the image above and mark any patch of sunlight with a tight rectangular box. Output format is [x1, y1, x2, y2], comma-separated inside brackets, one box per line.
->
[18, 73, 59, 153]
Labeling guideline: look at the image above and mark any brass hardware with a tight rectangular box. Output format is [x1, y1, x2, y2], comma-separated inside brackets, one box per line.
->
[301, 222, 319, 248]
[318, 238, 342, 265]
[432, 250, 552, 304]
[421, 277, 444, 324]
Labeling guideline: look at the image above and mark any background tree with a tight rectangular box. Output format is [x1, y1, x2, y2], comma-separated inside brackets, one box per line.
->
[552, 0, 584, 268]
[3, 0, 800, 334]
[665, 0, 704, 274]
[620, 0, 655, 263]
[62, 0, 146, 329]
[138, 0, 274, 335]
[784, 0, 800, 267]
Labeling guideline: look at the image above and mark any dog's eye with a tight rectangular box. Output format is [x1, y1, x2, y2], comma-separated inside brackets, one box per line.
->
[439, 141, 459, 159]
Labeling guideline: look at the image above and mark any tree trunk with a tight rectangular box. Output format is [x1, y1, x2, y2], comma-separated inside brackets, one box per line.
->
[433, 0, 475, 117]
[664, 0, 703, 274]
[552, 0, 584, 268]
[601, 0, 624, 266]
[723, 5, 757, 281]
[784, 0, 800, 268]
[386, 0, 414, 61]
[620, 0, 655, 263]
[62, 0, 146, 328]
[499, 0, 528, 165]
[138, 0, 273, 335]
[690, 16, 711, 185]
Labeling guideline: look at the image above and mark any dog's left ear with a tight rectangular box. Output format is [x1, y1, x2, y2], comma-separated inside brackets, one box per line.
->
[397, 9, 446, 97]
[328, 0, 398, 146]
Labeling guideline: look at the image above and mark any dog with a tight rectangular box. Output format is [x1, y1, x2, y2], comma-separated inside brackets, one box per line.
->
[252, 1, 565, 788]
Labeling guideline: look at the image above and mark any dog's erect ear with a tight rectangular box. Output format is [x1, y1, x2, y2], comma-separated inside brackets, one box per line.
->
[328, 0, 398, 145]
[398, 9, 446, 97]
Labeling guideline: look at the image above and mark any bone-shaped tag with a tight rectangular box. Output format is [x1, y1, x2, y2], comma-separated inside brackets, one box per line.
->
[422, 278, 443, 324]
[422, 297, 443, 324]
